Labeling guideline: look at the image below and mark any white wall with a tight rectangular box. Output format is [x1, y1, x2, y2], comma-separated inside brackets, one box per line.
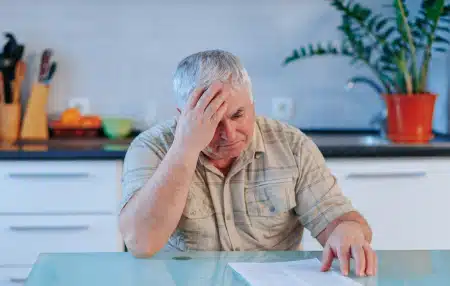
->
[0, 0, 448, 132]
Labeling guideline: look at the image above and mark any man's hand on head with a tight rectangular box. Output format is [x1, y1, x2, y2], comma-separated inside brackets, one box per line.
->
[320, 221, 377, 277]
[174, 81, 229, 154]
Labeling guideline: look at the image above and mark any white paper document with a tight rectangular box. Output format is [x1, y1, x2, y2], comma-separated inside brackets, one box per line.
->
[228, 258, 361, 286]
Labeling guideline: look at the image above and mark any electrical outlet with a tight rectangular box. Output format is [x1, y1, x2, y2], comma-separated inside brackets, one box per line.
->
[68, 97, 91, 115]
[272, 97, 294, 121]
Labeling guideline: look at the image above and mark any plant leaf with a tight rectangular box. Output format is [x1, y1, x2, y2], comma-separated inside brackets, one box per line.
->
[347, 76, 385, 94]
[434, 47, 448, 53]
[435, 35, 450, 45]
[416, 0, 446, 92]
[281, 40, 355, 66]
[282, 49, 299, 66]
[375, 18, 389, 31]
[394, 0, 418, 93]
[437, 25, 450, 33]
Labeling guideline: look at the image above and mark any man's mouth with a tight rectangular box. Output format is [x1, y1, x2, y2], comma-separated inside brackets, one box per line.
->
[220, 141, 241, 147]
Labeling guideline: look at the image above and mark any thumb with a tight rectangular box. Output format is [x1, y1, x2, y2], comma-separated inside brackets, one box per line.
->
[321, 244, 334, 272]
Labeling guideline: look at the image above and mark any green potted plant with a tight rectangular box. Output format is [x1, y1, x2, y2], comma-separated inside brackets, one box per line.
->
[283, 0, 449, 143]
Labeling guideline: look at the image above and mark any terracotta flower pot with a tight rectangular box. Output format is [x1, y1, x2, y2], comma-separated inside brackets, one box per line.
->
[383, 93, 437, 143]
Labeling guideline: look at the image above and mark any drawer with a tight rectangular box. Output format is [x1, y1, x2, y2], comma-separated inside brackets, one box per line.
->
[327, 157, 450, 176]
[0, 161, 119, 214]
[327, 158, 450, 250]
[0, 268, 30, 286]
[0, 215, 121, 265]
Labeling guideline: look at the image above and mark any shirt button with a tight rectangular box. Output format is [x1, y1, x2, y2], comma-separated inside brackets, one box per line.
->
[235, 247, 241, 251]
[226, 214, 231, 220]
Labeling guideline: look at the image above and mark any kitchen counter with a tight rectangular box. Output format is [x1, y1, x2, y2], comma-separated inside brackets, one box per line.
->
[309, 133, 450, 157]
[0, 138, 131, 160]
[2, 130, 450, 160]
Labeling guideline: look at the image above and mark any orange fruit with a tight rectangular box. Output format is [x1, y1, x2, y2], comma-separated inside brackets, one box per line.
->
[60, 108, 81, 126]
[80, 115, 102, 128]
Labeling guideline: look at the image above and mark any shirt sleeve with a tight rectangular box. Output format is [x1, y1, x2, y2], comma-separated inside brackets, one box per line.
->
[293, 135, 355, 238]
[119, 135, 165, 212]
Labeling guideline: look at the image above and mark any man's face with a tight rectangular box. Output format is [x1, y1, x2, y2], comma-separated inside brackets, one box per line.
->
[202, 86, 255, 161]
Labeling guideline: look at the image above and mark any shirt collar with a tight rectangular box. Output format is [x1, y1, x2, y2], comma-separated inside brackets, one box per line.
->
[252, 121, 265, 155]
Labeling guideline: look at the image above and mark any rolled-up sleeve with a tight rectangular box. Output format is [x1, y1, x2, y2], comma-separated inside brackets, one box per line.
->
[119, 135, 165, 212]
[293, 136, 355, 238]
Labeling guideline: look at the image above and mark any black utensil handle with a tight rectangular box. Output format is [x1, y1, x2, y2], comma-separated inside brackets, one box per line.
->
[3, 79, 12, 103]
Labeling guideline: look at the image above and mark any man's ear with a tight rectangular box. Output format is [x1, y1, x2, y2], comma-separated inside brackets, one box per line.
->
[175, 108, 182, 122]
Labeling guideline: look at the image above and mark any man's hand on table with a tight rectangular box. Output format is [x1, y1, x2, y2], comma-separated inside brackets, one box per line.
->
[320, 221, 377, 277]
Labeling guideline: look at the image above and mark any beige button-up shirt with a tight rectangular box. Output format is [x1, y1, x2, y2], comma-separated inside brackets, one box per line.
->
[120, 116, 355, 251]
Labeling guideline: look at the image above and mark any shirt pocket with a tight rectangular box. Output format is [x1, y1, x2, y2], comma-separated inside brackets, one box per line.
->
[182, 182, 216, 219]
[244, 176, 297, 217]
[179, 182, 219, 250]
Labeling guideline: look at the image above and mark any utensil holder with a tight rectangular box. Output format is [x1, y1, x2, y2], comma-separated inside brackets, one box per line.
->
[0, 103, 21, 142]
[20, 83, 50, 141]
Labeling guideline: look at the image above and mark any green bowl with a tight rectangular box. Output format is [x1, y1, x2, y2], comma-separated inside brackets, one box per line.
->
[102, 118, 133, 139]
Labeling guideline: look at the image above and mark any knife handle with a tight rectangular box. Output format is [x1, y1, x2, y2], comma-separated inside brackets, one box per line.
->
[3, 79, 12, 104]
[0, 73, 4, 103]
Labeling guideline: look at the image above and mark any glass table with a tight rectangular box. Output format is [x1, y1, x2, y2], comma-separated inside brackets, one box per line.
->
[25, 250, 450, 285]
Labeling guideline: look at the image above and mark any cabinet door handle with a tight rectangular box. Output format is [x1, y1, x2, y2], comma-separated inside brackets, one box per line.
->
[345, 171, 427, 179]
[9, 225, 90, 232]
[9, 277, 27, 284]
[7, 172, 91, 179]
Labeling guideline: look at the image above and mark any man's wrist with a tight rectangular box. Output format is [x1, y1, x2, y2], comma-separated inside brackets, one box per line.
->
[337, 219, 372, 243]
[318, 211, 373, 245]
[340, 221, 370, 239]
[170, 139, 201, 166]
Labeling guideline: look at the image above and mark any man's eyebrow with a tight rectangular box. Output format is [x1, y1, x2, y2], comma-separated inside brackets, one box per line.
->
[231, 108, 244, 116]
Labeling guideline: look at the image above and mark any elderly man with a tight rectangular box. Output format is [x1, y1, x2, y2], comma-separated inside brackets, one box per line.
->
[119, 50, 377, 277]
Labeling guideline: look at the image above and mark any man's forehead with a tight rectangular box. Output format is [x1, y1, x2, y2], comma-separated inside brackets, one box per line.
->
[224, 85, 250, 100]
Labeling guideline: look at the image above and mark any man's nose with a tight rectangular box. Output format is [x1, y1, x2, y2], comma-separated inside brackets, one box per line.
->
[220, 120, 237, 142]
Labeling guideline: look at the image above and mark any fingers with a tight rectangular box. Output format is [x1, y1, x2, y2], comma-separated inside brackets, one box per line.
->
[374, 249, 378, 274]
[186, 87, 206, 110]
[320, 244, 335, 272]
[363, 244, 377, 276]
[351, 245, 366, 277]
[337, 247, 350, 276]
[204, 88, 230, 120]
[196, 81, 224, 112]
[211, 101, 228, 124]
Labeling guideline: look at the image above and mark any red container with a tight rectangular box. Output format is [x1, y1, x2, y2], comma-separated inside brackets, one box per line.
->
[49, 120, 101, 138]
[383, 93, 437, 143]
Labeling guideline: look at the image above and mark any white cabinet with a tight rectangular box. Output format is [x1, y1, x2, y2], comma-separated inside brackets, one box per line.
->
[0, 160, 124, 285]
[0, 215, 121, 265]
[301, 157, 450, 251]
[0, 161, 119, 214]
[0, 268, 30, 286]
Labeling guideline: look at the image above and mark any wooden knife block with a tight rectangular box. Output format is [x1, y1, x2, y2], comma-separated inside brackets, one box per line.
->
[20, 83, 50, 141]
[0, 103, 21, 142]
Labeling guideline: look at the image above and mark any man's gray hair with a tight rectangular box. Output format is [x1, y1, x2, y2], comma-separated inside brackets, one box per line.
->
[172, 49, 253, 108]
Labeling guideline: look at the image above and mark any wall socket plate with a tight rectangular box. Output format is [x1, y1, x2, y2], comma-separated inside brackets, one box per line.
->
[68, 97, 91, 114]
[272, 97, 294, 121]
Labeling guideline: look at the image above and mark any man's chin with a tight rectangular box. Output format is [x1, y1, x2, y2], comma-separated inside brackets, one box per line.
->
[203, 147, 243, 161]
[217, 146, 245, 159]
